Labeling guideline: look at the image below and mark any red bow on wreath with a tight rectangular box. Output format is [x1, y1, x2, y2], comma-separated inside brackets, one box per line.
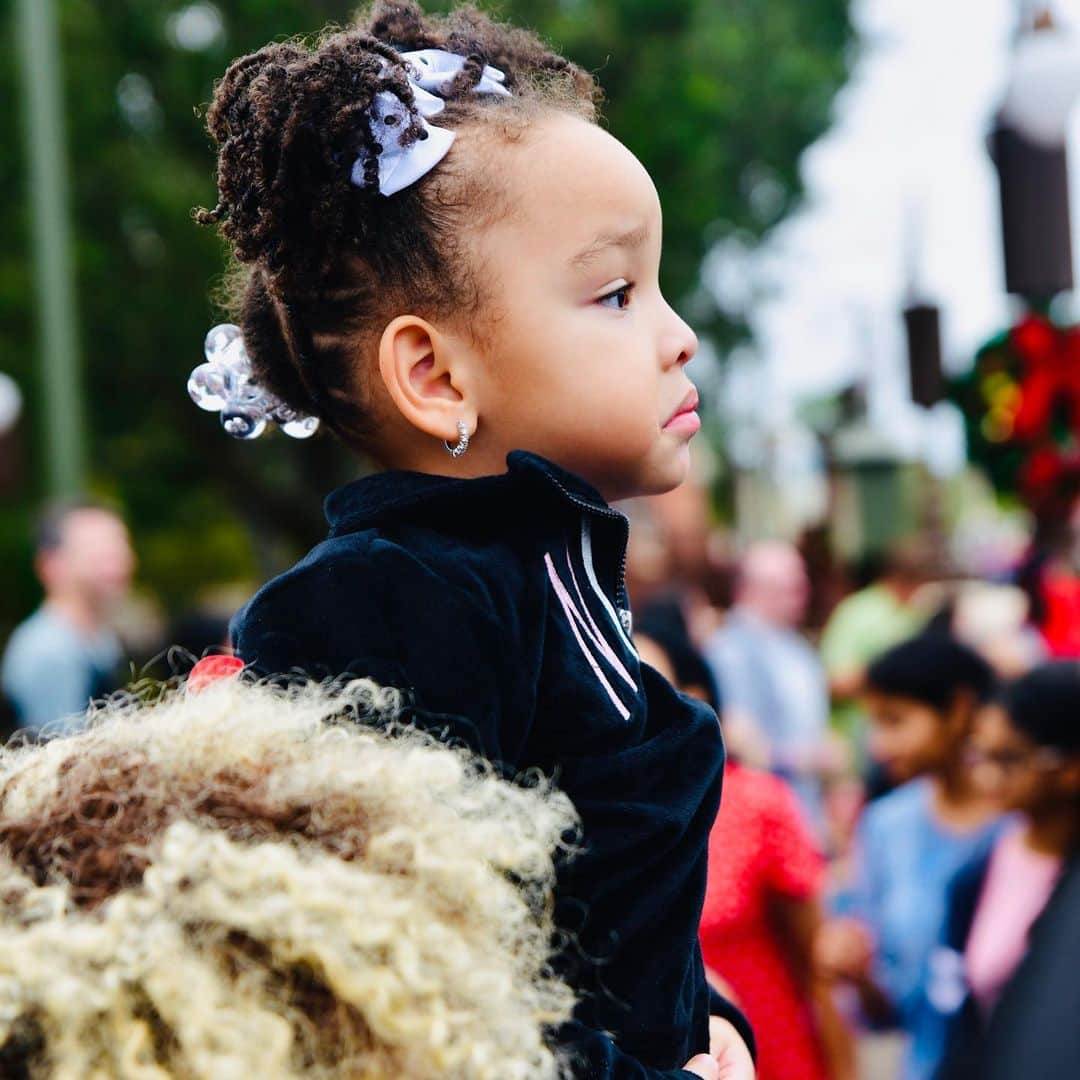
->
[1011, 316, 1080, 442]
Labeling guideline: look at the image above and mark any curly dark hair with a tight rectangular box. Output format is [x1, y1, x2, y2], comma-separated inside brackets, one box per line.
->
[195, 1, 599, 450]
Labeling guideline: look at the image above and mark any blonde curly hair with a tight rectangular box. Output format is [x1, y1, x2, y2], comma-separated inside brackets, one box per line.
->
[0, 678, 577, 1078]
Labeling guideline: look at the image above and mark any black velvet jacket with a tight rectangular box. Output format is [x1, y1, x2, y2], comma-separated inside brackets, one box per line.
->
[231, 450, 754, 1078]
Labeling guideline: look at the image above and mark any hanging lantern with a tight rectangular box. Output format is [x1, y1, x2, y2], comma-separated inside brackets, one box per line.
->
[990, 10, 1080, 302]
[904, 302, 944, 408]
[991, 124, 1074, 301]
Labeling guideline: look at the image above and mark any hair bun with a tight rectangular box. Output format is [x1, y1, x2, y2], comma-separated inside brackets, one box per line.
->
[197, 39, 362, 276]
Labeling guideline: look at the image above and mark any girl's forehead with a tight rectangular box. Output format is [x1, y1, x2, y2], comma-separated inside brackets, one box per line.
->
[475, 113, 661, 254]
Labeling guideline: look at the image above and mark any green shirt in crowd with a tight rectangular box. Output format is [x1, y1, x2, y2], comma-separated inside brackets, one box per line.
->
[820, 583, 928, 741]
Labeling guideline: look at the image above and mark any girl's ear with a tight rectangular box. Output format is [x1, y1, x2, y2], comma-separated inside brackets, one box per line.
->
[377, 315, 478, 443]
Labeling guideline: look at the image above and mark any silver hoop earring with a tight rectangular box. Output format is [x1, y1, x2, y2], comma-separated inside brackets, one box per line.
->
[444, 420, 470, 458]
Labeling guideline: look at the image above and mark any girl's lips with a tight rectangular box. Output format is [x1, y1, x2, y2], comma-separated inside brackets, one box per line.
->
[663, 409, 701, 435]
[663, 388, 700, 433]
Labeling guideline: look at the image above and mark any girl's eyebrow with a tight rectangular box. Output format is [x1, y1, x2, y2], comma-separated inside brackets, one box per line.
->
[569, 222, 651, 269]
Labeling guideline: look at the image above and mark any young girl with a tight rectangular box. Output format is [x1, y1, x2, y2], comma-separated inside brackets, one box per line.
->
[937, 661, 1080, 1080]
[815, 634, 1002, 1080]
[190, 4, 754, 1078]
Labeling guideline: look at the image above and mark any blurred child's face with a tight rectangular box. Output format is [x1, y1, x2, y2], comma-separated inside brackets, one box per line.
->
[634, 633, 713, 705]
[463, 113, 700, 501]
[864, 690, 959, 783]
[967, 704, 1077, 816]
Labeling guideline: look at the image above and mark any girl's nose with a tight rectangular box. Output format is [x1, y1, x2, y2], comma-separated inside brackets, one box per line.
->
[664, 307, 698, 368]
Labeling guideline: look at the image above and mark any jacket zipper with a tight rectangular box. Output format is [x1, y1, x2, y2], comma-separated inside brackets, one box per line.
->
[545, 478, 632, 618]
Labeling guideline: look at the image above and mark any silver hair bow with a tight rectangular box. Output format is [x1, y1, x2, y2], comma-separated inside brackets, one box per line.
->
[188, 324, 320, 441]
[352, 48, 510, 197]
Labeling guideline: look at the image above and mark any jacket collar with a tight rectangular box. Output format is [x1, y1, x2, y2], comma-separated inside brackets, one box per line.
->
[324, 450, 617, 537]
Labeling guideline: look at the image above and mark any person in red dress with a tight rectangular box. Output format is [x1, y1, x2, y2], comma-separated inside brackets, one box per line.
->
[699, 761, 851, 1080]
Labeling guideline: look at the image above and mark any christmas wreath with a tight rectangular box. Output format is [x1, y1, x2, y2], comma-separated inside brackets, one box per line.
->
[952, 312, 1080, 505]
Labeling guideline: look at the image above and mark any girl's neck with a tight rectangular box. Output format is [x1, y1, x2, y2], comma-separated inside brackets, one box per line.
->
[1023, 805, 1080, 859]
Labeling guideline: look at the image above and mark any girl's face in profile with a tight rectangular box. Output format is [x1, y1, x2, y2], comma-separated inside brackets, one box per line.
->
[460, 113, 700, 502]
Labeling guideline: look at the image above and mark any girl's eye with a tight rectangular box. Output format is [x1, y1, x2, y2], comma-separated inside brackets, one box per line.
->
[597, 283, 633, 310]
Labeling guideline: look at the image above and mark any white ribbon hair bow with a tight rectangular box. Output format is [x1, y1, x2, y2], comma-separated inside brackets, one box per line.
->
[351, 48, 510, 197]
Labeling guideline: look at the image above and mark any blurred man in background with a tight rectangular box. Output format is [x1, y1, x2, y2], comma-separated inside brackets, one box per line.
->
[1, 501, 134, 735]
[705, 540, 836, 833]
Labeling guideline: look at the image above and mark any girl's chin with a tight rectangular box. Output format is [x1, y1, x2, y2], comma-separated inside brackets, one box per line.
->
[665, 443, 693, 483]
[583, 446, 693, 501]
[636, 458, 692, 499]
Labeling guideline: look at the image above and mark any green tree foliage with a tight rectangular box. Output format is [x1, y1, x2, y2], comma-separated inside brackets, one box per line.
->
[1, 0, 850, 633]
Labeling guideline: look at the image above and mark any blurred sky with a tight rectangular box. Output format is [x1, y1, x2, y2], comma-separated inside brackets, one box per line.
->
[712, 0, 1080, 471]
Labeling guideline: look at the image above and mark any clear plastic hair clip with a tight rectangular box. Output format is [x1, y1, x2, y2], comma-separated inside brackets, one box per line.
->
[188, 324, 320, 441]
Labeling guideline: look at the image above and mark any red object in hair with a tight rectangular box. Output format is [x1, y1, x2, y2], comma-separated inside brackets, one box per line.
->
[187, 654, 245, 692]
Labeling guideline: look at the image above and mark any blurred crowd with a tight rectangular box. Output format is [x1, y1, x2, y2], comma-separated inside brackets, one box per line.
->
[620, 461, 1080, 1080]
[3, 472, 1080, 1080]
